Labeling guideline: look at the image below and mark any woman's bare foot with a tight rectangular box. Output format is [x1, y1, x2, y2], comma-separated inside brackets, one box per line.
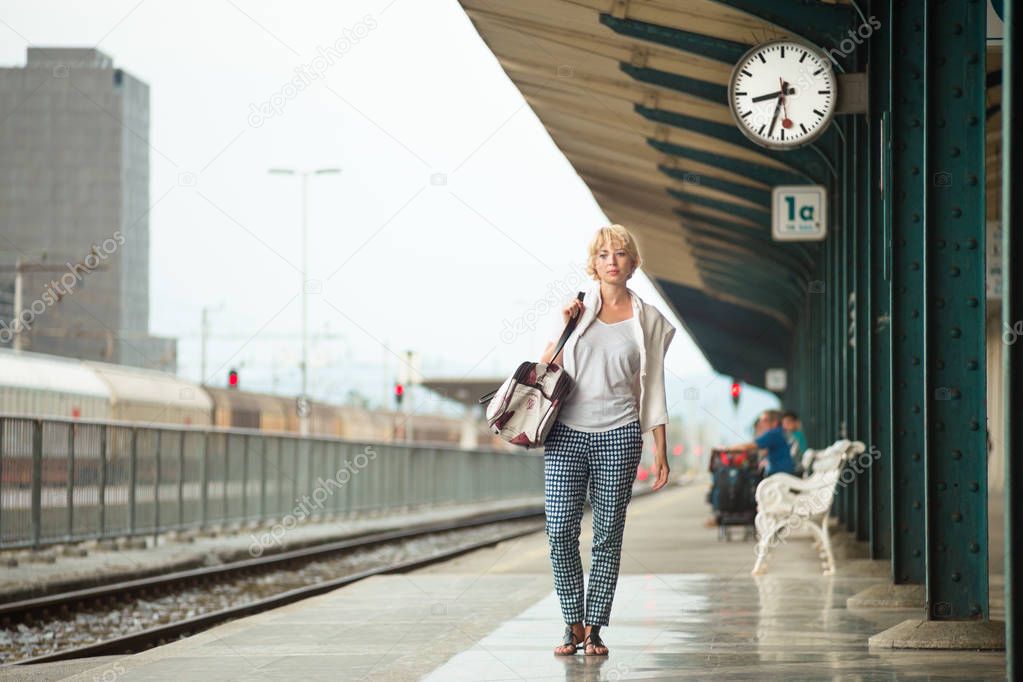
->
[584, 624, 608, 655]
[554, 622, 585, 655]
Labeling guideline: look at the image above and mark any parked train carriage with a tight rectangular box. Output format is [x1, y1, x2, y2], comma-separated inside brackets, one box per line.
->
[303, 400, 340, 437]
[333, 405, 394, 441]
[0, 349, 111, 419]
[404, 411, 462, 444]
[205, 387, 290, 431]
[84, 361, 212, 426]
[0, 350, 497, 449]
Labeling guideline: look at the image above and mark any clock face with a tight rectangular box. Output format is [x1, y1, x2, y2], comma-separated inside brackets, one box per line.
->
[728, 40, 837, 149]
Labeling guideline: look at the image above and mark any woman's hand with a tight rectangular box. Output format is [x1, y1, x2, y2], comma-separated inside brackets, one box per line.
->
[650, 454, 670, 491]
[649, 424, 669, 491]
[561, 298, 584, 326]
[541, 299, 586, 365]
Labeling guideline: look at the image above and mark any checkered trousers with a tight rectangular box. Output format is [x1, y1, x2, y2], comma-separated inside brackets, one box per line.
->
[543, 418, 643, 626]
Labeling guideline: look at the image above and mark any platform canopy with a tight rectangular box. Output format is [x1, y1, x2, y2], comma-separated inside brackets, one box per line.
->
[456, 0, 880, 387]
[421, 377, 505, 408]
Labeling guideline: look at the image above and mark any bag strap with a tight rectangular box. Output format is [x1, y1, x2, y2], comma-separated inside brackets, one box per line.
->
[549, 290, 586, 369]
[477, 290, 585, 405]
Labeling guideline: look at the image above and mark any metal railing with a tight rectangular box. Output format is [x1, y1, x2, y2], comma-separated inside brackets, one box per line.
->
[0, 415, 543, 550]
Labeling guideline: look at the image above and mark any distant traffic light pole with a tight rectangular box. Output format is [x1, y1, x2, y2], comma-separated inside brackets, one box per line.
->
[268, 167, 342, 435]
[199, 302, 224, 385]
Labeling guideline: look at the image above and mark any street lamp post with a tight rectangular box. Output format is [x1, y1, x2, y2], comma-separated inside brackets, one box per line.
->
[269, 167, 342, 435]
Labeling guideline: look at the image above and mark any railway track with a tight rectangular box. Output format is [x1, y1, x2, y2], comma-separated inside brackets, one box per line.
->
[1, 508, 545, 666]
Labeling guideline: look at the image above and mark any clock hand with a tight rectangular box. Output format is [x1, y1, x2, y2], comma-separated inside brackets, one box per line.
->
[768, 95, 782, 138]
[751, 89, 782, 103]
[751, 86, 796, 103]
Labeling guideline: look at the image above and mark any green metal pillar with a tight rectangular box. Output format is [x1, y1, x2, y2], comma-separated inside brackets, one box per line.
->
[841, 32, 873, 545]
[869, 6, 894, 560]
[851, 117, 867, 543]
[889, 0, 928, 587]
[922, 0, 988, 620]
[837, 136, 857, 534]
[853, 116, 871, 544]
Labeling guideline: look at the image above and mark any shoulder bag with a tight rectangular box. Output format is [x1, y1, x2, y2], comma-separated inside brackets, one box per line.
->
[477, 291, 584, 448]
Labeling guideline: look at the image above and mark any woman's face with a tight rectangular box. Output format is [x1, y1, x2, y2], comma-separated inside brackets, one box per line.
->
[595, 240, 633, 284]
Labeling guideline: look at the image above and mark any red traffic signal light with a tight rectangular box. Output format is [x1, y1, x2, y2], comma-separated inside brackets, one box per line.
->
[394, 383, 404, 405]
[730, 379, 741, 407]
[228, 368, 239, 388]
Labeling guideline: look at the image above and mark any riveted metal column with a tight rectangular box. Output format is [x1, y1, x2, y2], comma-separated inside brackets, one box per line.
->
[837, 150, 857, 532]
[1004, 0, 1023, 671]
[820, 253, 828, 449]
[869, 0, 894, 561]
[838, 128, 853, 528]
[829, 228, 834, 438]
[923, 0, 988, 620]
[841, 119, 852, 451]
[890, 0, 927, 586]
[855, 116, 871, 531]
[849, 114, 861, 449]
[855, 114, 873, 545]
[820, 261, 826, 444]
[848, 121, 859, 454]
[849, 115, 871, 544]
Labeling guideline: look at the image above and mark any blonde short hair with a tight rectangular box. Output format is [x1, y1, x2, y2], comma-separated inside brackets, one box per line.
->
[586, 224, 642, 280]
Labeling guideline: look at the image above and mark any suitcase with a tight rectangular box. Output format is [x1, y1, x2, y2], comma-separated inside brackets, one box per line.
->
[714, 466, 757, 514]
[709, 449, 761, 541]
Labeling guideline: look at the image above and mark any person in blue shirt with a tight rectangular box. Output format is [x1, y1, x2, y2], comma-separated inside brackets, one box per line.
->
[706, 409, 794, 525]
[724, 409, 794, 476]
[782, 411, 809, 474]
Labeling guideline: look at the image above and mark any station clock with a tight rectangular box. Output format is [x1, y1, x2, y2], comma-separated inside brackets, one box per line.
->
[727, 39, 838, 150]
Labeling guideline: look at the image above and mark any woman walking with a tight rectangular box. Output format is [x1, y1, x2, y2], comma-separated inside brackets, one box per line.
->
[539, 224, 676, 656]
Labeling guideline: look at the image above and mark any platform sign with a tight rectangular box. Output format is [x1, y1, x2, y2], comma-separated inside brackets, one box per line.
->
[772, 185, 827, 241]
[765, 368, 787, 392]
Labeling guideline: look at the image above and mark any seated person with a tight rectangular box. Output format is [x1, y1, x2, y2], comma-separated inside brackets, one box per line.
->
[722, 409, 794, 477]
[782, 410, 808, 475]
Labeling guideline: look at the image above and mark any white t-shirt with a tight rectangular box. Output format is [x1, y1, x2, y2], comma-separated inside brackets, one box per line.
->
[556, 315, 641, 432]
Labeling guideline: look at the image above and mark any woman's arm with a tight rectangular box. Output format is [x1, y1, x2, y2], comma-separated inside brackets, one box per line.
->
[651, 423, 666, 458]
[650, 423, 670, 491]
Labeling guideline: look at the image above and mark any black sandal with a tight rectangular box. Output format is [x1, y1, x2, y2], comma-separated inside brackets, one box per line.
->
[583, 625, 608, 656]
[554, 624, 583, 655]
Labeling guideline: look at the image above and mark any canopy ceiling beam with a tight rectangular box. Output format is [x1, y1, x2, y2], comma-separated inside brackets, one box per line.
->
[675, 208, 819, 267]
[638, 105, 834, 183]
[649, 138, 808, 185]
[598, 13, 750, 63]
[668, 187, 770, 227]
[659, 165, 771, 206]
[684, 226, 813, 278]
[620, 63, 728, 106]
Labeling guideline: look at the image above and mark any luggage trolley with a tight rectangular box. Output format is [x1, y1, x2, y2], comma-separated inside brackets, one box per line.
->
[708, 448, 762, 541]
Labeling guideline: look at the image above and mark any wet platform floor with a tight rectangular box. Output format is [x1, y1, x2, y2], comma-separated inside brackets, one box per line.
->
[15, 480, 1007, 681]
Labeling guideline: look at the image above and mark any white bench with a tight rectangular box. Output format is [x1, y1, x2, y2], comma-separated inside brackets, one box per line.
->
[750, 439, 866, 576]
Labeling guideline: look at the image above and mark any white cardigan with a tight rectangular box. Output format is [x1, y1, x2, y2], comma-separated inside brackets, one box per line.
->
[553, 280, 676, 434]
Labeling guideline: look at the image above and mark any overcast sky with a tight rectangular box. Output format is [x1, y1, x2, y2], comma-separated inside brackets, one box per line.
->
[0, 0, 779, 439]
